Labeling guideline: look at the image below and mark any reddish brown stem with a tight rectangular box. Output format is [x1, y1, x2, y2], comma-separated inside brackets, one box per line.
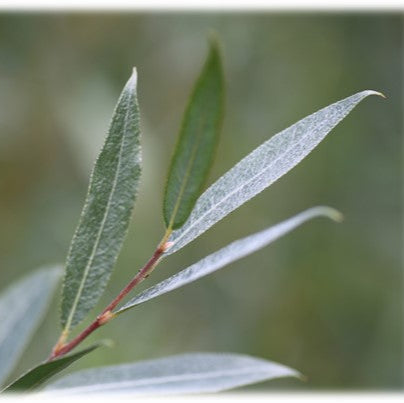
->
[49, 244, 167, 361]
[49, 317, 102, 359]
[101, 245, 165, 314]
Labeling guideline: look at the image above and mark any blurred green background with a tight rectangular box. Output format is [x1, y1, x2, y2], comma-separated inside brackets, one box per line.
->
[0, 12, 402, 390]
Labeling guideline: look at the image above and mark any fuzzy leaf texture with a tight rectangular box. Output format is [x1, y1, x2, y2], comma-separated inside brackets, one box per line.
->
[165, 90, 382, 255]
[0, 266, 61, 387]
[60, 69, 142, 332]
[44, 353, 299, 396]
[3, 345, 99, 392]
[118, 207, 340, 313]
[163, 38, 224, 230]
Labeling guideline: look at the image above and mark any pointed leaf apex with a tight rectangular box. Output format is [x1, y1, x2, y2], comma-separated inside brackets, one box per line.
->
[310, 206, 344, 223]
[364, 90, 386, 99]
[127, 68, 137, 89]
[207, 31, 220, 48]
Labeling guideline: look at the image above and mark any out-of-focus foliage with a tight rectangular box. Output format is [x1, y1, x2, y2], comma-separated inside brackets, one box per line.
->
[0, 13, 402, 390]
[0, 266, 60, 386]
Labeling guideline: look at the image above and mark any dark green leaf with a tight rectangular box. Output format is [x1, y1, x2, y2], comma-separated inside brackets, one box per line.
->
[163, 37, 224, 230]
[3, 345, 99, 393]
[60, 69, 142, 332]
[0, 266, 61, 387]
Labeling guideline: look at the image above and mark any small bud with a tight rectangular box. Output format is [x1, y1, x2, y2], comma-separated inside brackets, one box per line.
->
[98, 310, 115, 325]
[160, 241, 174, 253]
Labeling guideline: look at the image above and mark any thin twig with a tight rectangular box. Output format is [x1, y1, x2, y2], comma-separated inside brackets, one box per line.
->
[48, 240, 170, 361]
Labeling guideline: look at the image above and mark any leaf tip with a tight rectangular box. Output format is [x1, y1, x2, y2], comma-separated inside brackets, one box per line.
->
[298, 373, 308, 382]
[311, 206, 344, 223]
[127, 67, 138, 89]
[207, 31, 223, 65]
[99, 338, 115, 348]
[375, 91, 387, 99]
[363, 89, 386, 99]
[207, 29, 219, 45]
[328, 208, 344, 223]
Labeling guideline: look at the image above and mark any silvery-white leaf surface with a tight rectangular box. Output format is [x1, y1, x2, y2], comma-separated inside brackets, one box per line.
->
[0, 266, 61, 386]
[119, 207, 340, 312]
[44, 352, 300, 396]
[166, 90, 380, 254]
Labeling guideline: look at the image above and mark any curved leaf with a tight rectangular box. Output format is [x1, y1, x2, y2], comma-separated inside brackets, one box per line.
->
[166, 90, 382, 255]
[3, 344, 99, 393]
[118, 207, 340, 312]
[60, 69, 142, 332]
[0, 266, 61, 387]
[44, 353, 300, 395]
[163, 37, 224, 230]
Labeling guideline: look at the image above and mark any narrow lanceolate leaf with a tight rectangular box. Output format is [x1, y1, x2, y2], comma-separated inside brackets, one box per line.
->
[44, 353, 300, 396]
[165, 90, 382, 255]
[60, 69, 142, 332]
[118, 207, 340, 312]
[3, 345, 99, 392]
[0, 266, 61, 387]
[163, 38, 224, 230]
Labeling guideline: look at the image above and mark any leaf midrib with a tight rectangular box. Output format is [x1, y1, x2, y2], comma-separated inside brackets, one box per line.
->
[64, 94, 133, 332]
[167, 117, 207, 230]
[48, 365, 288, 394]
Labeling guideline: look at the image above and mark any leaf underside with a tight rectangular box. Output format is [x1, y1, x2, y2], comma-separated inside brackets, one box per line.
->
[44, 353, 300, 396]
[165, 90, 381, 255]
[118, 207, 340, 313]
[60, 69, 142, 332]
[163, 37, 224, 230]
[0, 266, 61, 387]
[3, 345, 99, 393]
